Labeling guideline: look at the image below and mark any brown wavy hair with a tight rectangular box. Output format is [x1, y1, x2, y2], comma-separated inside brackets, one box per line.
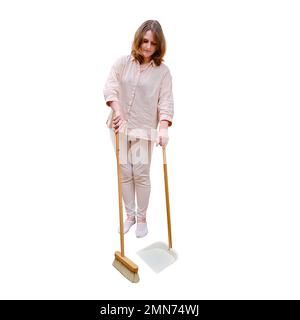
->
[131, 20, 166, 66]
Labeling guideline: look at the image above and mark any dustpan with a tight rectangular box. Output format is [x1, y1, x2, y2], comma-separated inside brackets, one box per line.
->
[137, 146, 178, 273]
[137, 241, 177, 273]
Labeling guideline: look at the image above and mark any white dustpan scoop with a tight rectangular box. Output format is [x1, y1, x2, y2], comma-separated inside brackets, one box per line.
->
[137, 241, 178, 273]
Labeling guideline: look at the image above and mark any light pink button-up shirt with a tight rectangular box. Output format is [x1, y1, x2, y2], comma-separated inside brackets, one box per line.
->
[103, 54, 174, 141]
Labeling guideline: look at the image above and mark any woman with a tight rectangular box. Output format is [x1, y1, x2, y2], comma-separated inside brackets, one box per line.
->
[103, 20, 174, 238]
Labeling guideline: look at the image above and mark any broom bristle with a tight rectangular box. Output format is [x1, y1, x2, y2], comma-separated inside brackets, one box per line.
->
[113, 258, 140, 283]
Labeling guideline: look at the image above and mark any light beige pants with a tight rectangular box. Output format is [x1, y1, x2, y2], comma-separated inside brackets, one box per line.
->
[110, 130, 154, 219]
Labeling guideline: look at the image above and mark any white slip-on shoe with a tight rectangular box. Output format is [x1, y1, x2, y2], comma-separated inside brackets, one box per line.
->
[135, 222, 148, 238]
[118, 218, 136, 234]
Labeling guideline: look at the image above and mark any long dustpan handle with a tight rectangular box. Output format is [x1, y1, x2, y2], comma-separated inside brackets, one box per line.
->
[162, 146, 173, 249]
[115, 131, 125, 257]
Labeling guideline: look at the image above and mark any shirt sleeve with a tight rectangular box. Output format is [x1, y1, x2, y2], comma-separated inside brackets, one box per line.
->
[157, 69, 174, 126]
[103, 56, 125, 107]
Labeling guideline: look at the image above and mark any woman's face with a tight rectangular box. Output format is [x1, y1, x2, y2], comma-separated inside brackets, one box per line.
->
[140, 30, 157, 61]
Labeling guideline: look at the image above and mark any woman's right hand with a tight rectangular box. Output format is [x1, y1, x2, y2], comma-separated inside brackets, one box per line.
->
[108, 101, 127, 133]
[112, 109, 127, 133]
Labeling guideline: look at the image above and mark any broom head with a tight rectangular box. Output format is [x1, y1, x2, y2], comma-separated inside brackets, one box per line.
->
[112, 251, 140, 283]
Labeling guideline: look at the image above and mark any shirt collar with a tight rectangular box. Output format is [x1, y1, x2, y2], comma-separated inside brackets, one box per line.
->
[131, 55, 155, 67]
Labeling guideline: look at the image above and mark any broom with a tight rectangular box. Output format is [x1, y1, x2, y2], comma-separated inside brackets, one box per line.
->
[112, 131, 140, 283]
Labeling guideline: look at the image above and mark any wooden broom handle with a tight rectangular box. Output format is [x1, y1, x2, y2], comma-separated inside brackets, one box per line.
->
[163, 146, 173, 249]
[115, 131, 125, 256]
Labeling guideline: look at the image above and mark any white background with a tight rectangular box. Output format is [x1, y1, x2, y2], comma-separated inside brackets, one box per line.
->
[0, 0, 299, 299]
